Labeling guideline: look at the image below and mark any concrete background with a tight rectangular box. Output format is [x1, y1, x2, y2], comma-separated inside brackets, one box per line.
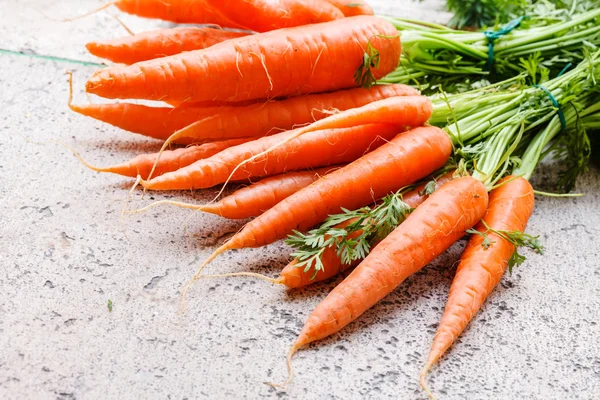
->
[1, 1, 598, 399]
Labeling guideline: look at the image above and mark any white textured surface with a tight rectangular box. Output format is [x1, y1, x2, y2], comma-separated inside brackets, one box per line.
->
[1, 1, 599, 399]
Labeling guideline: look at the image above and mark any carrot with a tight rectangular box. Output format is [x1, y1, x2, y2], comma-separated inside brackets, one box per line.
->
[133, 166, 340, 219]
[86, 27, 249, 65]
[185, 126, 452, 291]
[114, 0, 245, 28]
[278, 171, 456, 288]
[273, 176, 489, 387]
[220, 95, 433, 189]
[67, 71, 213, 142]
[420, 176, 536, 398]
[72, 139, 252, 179]
[69, 102, 219, 142]
[325, 0, 374, 16]
[85, 16, 401, 102]
[162, 84, 419, 145]
[142, 123, 404, 190]
[166, 98, 262, 109]
[205, 0, 344, 32]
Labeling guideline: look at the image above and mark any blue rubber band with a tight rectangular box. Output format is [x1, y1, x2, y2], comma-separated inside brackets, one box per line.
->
[557, 62, 573, 77]
[484, 16, 528, 71]
[534, 85, 567, 132]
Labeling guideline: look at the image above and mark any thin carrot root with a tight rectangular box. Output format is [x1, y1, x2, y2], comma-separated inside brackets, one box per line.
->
[60, 142, 116, 173]
[61, 1, 117, 22]
[145, 127, 189, 182]
[179, 243, 231, 308]
[200, 272, 283, 285]
[264, 342, 301, 390]
[125, 200, 204, 215]
[108, 12, 135, 35]
[420, 366, 437, 400]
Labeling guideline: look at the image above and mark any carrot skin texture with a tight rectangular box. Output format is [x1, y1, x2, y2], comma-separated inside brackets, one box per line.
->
[423, 176, 535, 371]
[205, 0, 343, 32]
[280, 171, 456, 288]
[85, 16, 401, 102]
[98, 139, 252, 179]
[143, 123, 403, 190]
[203, 166, 339, 219]
[224, 126, 452, 250]
[114, 0, 245, 28]
[296, 176, 489, 345]
[174, 84, 420, 142]
[86, 27, 249, 65]
[325, 0, 374, 16]
[69, 102, 218, 142]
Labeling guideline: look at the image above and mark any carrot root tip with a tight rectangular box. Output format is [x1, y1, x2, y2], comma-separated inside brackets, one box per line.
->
[420, 367, 436, 400]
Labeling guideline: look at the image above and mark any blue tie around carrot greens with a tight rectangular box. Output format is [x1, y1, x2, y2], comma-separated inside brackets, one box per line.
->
[378, 3, 600, 92]
[285, 50, 600, 291]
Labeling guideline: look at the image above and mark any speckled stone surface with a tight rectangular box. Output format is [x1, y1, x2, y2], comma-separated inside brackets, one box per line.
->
[1, 1, 599, 399]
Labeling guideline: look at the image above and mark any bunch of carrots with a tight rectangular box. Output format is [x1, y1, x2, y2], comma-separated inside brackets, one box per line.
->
[64, 0, 598, 397]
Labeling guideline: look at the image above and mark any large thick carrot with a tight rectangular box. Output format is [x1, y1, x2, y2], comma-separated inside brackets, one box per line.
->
[163, 84, 419, 144]
[142, 123, 403, 190]
[325, 0, 374, 16]
[134, 166, 340, 219]
[420, 176, 535, 398]
[85, 16, 401, 102]
[86, 27, 249, 65]
[279, 171, 456, 288]
[205, 0, 343, 32]
[274, 176, 488, 386]
[74, 139, 252, 179]
[186, 126, 452, 289]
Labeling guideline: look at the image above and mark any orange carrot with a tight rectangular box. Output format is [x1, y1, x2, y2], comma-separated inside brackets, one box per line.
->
[274, 176, 488, 387]
[279, 171, 456, 288]
[67, 71, 211, 141]
[420, 176, 536, 397]
[185, 126, 452, 289]
[164, 84, 419, 144]
[85, 16, 401, 102]
[325, 0, 374, 16]
[113, 0, 245, 28]
[134, 166, 340, 219]
[221, 95, 433, 184]
[86, 27, 249, 65]
[205, 0, 344, 32]
[74, 139, 252, 179]
[142, 123, 404, 190]
[69, 102, 217, 142]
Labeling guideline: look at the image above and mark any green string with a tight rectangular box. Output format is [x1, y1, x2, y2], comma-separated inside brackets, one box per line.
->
[0, 49, 105, 67]
[484, 16, 528, 71]
[534, 85, 566, 132]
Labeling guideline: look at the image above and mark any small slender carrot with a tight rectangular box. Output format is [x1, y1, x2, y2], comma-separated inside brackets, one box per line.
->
[205, 0, 344, 32]
[72, 139, 252, 179]
[273, 176, 488, 388]
[142, 123, 403, 190]
[132, 166, 340, 219]
[325, 0, 374, 16]
[67, 71, 213, 141]
[163, 84, 419, 145]
[184, 126, 452, 292]
[420, 176, 536, 398]
[86, 27, 249, 64]
[279, 171, 456, 288]
[85, 16, 401, 102]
